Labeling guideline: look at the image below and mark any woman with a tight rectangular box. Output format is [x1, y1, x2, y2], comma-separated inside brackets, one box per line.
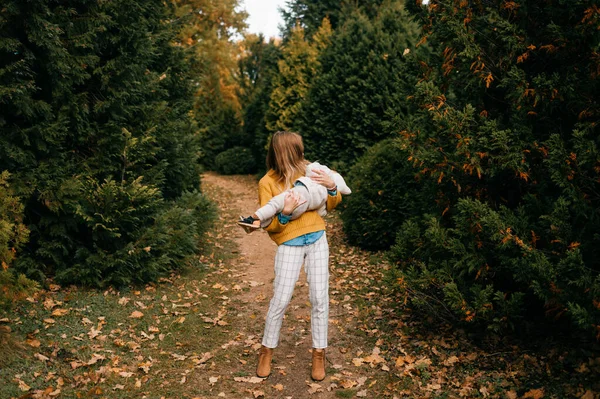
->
[254, 131, 341, 381]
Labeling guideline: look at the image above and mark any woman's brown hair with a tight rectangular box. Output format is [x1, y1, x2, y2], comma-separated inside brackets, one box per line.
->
[266, 131, 308, 190]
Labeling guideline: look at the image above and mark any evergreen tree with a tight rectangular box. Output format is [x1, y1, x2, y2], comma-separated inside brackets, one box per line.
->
[281, 0, 385, 39]
[237, 34, 282, 168]
[0, 0, 213, 287]
[391, 0, 600, 333]
[299, 2, 421, 171]
[173, 0, 248, 167]
[266, 19, 332, 133]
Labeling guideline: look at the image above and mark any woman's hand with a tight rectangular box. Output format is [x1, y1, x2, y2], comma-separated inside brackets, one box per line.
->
[282, 191, 307, 215]
[310, 169, 336, 190]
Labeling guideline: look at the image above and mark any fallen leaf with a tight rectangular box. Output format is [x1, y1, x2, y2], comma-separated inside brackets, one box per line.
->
[581, 391, 595, 399]
[86, 353, 106, 365]
[357, 390, 367, 397]
[35, 353, 50, 362]
[273, 384, 284, 391]
[51, 308, 69, 317]
[138, 361, 152, 373]
[340, 380, 357, 389]
[308, 383, 322, 395]
[234, 376, 264, 383]
[522, 388, 545, 399]
[129, 311, 144, 319]
[17, 379, 31, 392]
[171, 353, 187, 361]
[43, 298, 57, 310]
[443, 355, 459, 366]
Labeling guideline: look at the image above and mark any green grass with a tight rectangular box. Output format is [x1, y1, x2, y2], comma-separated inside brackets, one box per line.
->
[0, 184, 241, 398]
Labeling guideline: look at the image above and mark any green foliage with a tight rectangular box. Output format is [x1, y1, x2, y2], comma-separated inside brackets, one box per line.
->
[0, 270, 39, 309]
[266, 19, 332, 133]
[0, 172, 28, 268]
[174, 0, 248, 167]
[237, 34, 282, 169]
[42, 177, 215, 287]
[0, 0, 211, 287]
[341, 140, 433, 250]
[281, 0, 386, 40]
[215, 147, 257, 175]
[299, 2, 422, 171]
[388, 0, 600, 334]
[0, 171, 37, 308]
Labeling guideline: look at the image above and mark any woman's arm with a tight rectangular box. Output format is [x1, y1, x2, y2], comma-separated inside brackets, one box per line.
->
[310, 169, 343, 211]
[258, 181, 287, 233]
[325, 190, 342, 212]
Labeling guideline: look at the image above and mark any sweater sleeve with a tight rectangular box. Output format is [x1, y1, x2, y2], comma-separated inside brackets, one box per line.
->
[258, 180, 287, 233]
[326, 190, 342, 212]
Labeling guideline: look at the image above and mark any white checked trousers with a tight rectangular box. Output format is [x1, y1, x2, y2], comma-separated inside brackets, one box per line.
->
[262, 234, 329, 349]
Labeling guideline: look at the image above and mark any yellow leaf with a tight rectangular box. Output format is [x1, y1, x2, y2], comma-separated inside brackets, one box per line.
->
[522, 388, 545, 399]
[51, 308, 69, 317]
[129, 311, 144, 319]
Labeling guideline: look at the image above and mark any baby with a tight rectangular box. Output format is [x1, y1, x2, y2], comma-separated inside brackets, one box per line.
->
[237, 162, 351, 233]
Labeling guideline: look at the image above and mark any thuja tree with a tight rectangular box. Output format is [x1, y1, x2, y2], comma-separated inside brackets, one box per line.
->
[0, 172, 37, 308]
[237, 34, 282, 168]
[280, 0, 386, 40]
[0, 0, 213, 287]
[265, 19, 332, 133]
[299, 1, 421, 171]
[393, 0, 600, 334]
[173, 0, 248, 167]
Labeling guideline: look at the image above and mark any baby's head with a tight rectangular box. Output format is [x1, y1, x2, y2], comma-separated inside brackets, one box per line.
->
[305, 162, 352, 195]
[305, 162, 324, 177]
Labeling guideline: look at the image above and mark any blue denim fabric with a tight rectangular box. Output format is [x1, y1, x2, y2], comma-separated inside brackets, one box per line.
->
[282, 230, 325, 246]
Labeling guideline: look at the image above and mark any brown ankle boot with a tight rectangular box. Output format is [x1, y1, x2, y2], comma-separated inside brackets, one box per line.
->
[256, 345, 273, 377]
[311, 349, 326, 381]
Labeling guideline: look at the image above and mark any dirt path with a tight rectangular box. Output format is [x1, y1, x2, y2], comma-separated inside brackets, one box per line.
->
[199, 172, 384, 399]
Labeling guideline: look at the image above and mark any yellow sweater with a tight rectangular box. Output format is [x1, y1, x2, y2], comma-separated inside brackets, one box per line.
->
[258, 169, 342, 245]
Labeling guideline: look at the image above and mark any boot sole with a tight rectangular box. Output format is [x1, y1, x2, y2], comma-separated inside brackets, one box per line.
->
[237, 221, 260, 234]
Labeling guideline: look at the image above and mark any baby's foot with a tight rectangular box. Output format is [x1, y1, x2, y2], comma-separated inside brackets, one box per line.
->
[237, 216, 261, 234]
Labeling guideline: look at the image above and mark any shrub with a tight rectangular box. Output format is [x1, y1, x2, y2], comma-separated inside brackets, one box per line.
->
[215, 147, 257, 175]
[1, 0, 206, 286]
[0, 171, 37, 308]
[391, 0, 600, 335]
[15, 177, 216, 288]
[299, 3, 422, 172]
[341, 140, 434, 250]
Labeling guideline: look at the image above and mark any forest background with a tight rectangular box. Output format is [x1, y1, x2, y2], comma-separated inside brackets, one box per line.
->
[1, 0, 599, 349]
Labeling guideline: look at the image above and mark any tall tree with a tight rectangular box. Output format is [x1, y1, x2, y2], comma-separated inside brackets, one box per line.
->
[280, 0, 385, 40]
[266, 19, 332, 133]
[237, 34, 282, 166]
[0, 0, 212, 287]
[390, 0, 600, 333]
[299, 2, 421, 171]
[173, 0, 248, 167]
